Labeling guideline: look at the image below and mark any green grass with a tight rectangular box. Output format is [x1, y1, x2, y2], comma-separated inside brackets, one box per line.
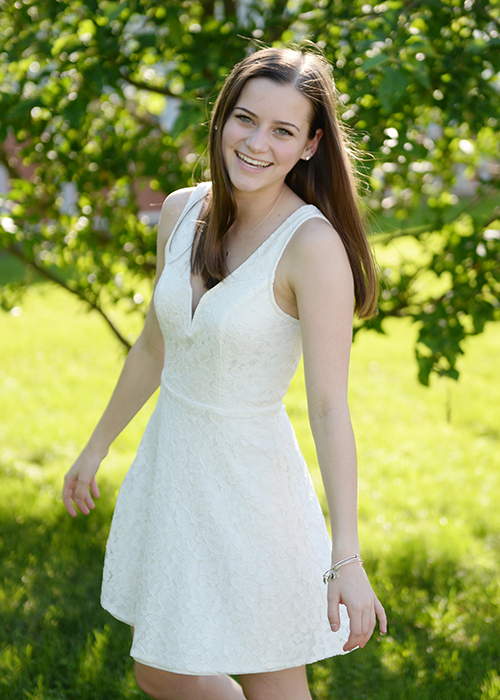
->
[1, 276, 499, 699]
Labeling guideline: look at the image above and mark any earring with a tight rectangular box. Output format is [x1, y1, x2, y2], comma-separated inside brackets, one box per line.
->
[305, 154, 311, 161]
[214, 125, 218, 131]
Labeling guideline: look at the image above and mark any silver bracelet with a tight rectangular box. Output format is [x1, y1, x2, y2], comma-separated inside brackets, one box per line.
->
[323, 554, 364, 584]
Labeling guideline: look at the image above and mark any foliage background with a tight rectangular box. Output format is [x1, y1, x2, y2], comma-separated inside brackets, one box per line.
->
[1, 0, 500, 381]
[1, 1, 500, 698]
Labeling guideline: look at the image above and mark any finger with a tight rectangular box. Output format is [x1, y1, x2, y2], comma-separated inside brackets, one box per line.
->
[327, 586, 341, 633]
[343, 628, 360, 651]
[74, 496, 91, 516]
[343, 609, 363, 651]
[74, 477, 91, 503]
[71, 480, 94, 515]
[375, 597, 388, 634]
[83, 487, 96, 510]
[358, 606, 376, 648]
[63, 494, 78, 518]
[344, 601, 376, 651]
[62, 481, 78, 518]
[90, 477, 100, 500]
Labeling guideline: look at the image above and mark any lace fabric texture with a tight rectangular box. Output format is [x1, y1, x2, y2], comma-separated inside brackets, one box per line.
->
[101, 182, 350, 675]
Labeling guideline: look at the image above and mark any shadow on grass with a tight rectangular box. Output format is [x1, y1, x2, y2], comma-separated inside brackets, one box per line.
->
[309, 623, 500, 700]
[308, 546, 500, 700]
[0, 478, 144, 700]
[2, 467, 499, 700]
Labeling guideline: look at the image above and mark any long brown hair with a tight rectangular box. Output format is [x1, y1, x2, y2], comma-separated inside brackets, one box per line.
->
[192, 46, 378, 318]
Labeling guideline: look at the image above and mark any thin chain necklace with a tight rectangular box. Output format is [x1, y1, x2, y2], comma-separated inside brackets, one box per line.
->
[226, 186, 286, 257]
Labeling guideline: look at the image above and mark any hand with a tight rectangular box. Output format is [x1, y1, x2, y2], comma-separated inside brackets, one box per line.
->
[327, 563, 387, 652]
[62, 449, 103, 517]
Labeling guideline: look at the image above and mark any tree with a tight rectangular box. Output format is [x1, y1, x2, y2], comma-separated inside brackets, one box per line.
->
[1, 0, 499, 382]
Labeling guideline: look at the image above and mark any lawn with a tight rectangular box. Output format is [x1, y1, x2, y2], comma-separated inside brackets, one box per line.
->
[1, 271, 499, 699]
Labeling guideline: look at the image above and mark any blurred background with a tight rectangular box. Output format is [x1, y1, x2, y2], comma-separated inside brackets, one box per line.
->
[1, 1, 499, 698]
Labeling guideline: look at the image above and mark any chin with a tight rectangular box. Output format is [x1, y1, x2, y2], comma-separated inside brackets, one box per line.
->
[228, 170, 285, 194]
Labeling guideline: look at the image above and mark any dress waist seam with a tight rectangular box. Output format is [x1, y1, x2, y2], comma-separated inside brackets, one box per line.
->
[160, 376, 284, 417]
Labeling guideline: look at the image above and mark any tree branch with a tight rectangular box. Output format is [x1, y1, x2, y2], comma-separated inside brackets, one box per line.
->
[202, 0, 216, 17]
[0, 146, 22, 180]
[371, 194, 486, 241]
[223, 0, 236, 17]
[120, 70, 180, 98]
[379, 288, 450, 319]
[5, 246, 132, 350]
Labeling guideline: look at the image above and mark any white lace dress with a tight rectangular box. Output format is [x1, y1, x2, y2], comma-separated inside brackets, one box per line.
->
[101, 182, 350, 675]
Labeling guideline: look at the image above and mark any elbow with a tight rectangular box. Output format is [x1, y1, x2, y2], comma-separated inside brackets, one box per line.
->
[307, 397, 350, 425]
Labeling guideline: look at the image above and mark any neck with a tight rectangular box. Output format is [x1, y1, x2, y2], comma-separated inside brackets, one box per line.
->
[232, 183, 287, 228]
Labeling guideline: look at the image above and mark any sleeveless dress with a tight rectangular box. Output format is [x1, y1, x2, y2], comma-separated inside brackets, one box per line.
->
[101, 182, 350, 675]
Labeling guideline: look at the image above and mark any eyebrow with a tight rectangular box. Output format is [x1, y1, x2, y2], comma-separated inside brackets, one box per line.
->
[233, 106, 300, 132]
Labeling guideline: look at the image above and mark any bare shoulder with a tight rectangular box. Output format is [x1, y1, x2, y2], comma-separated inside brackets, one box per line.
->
[158, 187, 196, 244]
[162, 186, 195, 212]
[152, 187, 197, 281]
[285, 215, 353, 291]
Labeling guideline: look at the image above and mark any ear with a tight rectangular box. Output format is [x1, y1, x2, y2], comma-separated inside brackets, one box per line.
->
[301, 128, 323, 161]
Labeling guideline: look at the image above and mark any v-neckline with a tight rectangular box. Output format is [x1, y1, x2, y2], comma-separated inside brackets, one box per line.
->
[188, 204, 309, 326]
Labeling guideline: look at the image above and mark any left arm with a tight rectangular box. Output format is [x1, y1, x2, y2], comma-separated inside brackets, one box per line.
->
[284, 218, 387, 651]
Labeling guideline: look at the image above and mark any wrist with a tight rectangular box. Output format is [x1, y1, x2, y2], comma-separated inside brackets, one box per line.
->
[83, 440, 109, 462]
[330, 544, 360, 565]
[323, 554, 364, 584]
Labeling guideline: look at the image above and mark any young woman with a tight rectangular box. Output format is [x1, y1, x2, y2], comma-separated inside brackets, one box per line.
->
[63, 47, 387, 700]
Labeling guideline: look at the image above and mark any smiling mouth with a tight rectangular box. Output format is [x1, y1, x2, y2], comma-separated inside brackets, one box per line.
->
[236, 151, 272, 169]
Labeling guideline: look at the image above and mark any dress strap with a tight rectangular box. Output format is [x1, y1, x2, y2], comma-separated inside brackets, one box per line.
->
[166, 182, 212, 257]
[265, 205, 330, 279]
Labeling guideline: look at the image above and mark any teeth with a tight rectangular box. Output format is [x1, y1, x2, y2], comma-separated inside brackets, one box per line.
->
[237, 152, 271, 168]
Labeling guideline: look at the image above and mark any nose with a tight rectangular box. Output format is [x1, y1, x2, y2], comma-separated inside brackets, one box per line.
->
[246, 126, 268, 153]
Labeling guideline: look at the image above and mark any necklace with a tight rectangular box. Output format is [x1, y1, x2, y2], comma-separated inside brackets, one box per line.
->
[226, 186, 286, 257]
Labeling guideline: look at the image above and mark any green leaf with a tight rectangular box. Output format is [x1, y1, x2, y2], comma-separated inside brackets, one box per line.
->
[404, 57, 430, 89]
[1, 0, 499, 386]
[362, 52, 389, 71]
[7, 98, 41, 123]
[377, 65, 409, 112]
[52, 34, 81, 57]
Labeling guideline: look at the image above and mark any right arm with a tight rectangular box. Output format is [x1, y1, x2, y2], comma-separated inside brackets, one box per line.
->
[62, 188, 193, 517]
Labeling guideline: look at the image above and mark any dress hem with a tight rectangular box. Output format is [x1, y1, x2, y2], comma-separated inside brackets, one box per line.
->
[101, 601, 135, 627]
[102, 603, 352, 675]
[131, 646, 352, 677]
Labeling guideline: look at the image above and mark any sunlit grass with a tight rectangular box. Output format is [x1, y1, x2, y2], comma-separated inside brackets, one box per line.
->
[1, 278, 499, 699]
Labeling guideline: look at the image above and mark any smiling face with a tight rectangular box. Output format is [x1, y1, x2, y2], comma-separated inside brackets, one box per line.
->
[221, 77, 322, 196]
